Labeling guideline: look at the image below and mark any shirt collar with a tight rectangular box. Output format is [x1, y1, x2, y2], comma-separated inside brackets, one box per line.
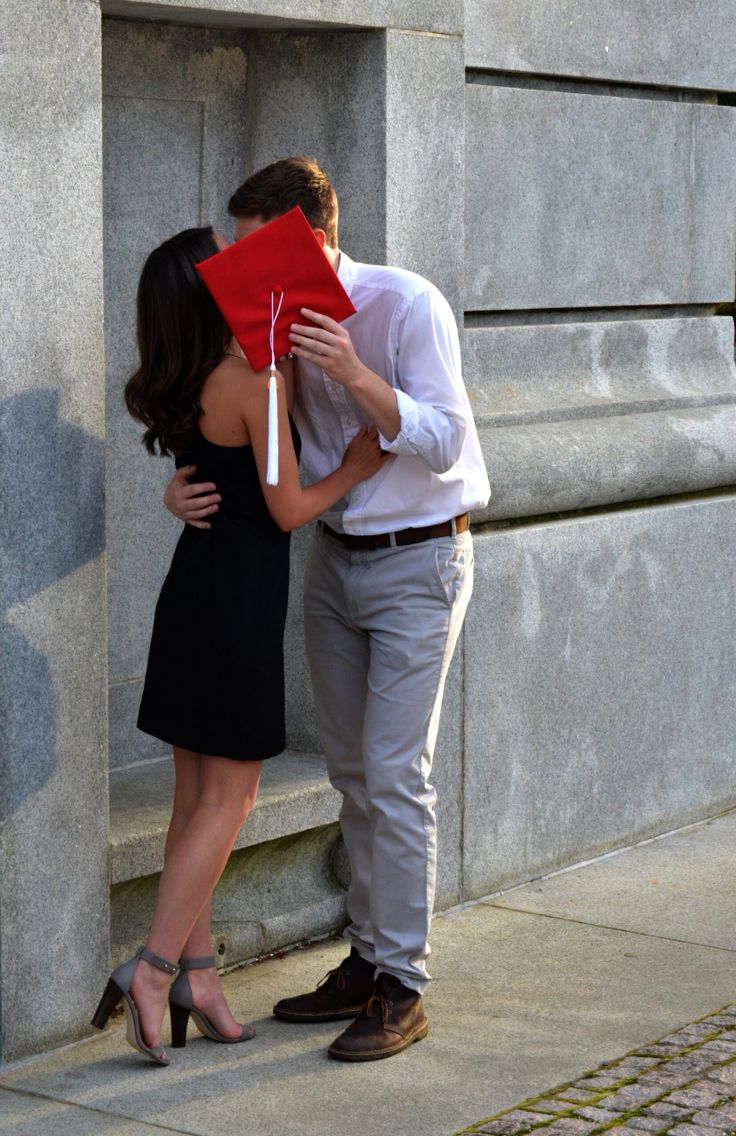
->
[336, 249, 358, 299]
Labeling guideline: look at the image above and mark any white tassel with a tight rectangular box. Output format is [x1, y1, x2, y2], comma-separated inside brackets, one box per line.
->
[266, 287, 285, 486]
[266, 363, 279, 485]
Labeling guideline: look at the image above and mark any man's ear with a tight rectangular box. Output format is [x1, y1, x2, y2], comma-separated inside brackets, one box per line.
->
[312, 228, 327, 249]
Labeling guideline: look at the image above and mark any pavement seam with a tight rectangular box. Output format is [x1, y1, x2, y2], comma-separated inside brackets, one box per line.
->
[451, 1002, 736, 1136]
[0, 1082, 201, 1135]
[481, 903, 736, 954]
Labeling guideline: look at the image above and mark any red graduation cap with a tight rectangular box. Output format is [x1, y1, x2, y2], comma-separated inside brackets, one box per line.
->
[196, 206, 355, 485]
[195, 205, 356, 371]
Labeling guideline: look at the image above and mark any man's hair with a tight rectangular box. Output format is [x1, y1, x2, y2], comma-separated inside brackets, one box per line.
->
[228, 156, 339, 246]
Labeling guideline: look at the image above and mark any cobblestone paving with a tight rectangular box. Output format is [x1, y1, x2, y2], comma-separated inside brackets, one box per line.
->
[456, 1005, 736, 1136]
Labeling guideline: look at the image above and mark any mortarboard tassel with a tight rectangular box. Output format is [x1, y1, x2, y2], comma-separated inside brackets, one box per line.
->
[266, 286, 284, 485]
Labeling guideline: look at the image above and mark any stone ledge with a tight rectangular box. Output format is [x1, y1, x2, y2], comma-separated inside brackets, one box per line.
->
[100, 0, 463, 35]
[464, 0, 736, 93]
[463, 318, 736, 426]
[109, 751, 340, 885]
[472, 404, 736, 523]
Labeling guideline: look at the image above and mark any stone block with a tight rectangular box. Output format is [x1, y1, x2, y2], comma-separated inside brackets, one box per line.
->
[112, 823, 348, 968]
[385, 30, 465, 316]
[109, 750, 342, 884]
[465, 85, 736, 310]
[464, 317, 736, 426]
[463, 495, 736, 899]
[101, 0, 463, 35]
[463, 317, 736, 520]
[0, 1, 108, 1060]
[102, 19, 250, 237]
[465, 1, 736, 93]
[474, 405, 736, 523]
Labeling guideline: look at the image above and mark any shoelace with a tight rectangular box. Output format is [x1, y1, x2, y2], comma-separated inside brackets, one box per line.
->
[365, 993, 391, 1026]
[316, 966, 347, 992]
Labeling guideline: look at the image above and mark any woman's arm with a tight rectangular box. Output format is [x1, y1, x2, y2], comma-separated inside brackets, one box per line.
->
[241, 367, 390, 532]
[278, 355, 295, 413]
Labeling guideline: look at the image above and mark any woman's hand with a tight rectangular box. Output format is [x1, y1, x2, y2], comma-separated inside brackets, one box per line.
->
[340, 425, 394, 485]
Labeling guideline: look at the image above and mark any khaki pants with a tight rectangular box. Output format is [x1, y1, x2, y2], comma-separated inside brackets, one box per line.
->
[303, 526, 474, 992]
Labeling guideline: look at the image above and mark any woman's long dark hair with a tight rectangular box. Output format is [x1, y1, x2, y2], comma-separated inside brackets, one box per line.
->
[125, 226, 230, 456]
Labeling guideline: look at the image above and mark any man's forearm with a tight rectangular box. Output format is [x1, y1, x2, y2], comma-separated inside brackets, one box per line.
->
[344, 363, 401, 442]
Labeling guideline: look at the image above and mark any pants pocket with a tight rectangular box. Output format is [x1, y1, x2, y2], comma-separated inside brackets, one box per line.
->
[433, 534, 473, 609]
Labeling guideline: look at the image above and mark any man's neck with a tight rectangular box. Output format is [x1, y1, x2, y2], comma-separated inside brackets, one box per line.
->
[324, 246, 340, 270]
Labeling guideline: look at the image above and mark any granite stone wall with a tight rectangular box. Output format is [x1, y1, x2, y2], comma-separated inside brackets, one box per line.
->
[462, 0, 736, 894]
[1, 0, 734, 1060]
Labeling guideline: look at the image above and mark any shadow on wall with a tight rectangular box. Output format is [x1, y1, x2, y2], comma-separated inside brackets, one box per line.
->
[0, 389, 105, 822]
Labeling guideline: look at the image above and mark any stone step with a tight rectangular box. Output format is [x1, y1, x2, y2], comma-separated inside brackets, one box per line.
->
[109, 751, 342, 886]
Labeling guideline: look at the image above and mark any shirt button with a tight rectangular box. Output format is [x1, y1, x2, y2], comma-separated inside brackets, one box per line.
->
[340, 416, 354, 427]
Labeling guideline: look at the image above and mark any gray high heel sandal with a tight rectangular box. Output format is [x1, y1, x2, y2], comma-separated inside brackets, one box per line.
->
[169, 955, 256, 1047]
[91, 946, 180, 1066]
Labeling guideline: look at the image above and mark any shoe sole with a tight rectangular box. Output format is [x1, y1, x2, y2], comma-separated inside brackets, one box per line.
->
[121, 995, 169, 1066]
[327, 1020, 428, 1061]
[273, 1005, 364, 1023]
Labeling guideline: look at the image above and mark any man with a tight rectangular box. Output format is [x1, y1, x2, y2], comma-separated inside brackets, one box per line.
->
[165, 157, 490, 1061]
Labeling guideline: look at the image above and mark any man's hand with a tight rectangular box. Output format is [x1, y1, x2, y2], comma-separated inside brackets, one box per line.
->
[289, 309, 365, 387]
[291, 308, 401, 442]
[163, 465, 221, 530]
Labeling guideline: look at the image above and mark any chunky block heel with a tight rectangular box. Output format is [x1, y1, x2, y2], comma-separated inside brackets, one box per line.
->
[91, 978, 123, 1030]
[169, 1000, 191, 1048]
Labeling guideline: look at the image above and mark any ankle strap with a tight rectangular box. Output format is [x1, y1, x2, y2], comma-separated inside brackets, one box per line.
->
[178, 955, 216, 970]
[138, 946, 180, 976]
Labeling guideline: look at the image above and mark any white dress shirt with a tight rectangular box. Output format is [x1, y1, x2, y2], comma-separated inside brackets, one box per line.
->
[294, 252, 491, 535]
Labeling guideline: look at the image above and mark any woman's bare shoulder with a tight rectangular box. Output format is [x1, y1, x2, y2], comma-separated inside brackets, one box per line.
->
[204, 356, 262, 396]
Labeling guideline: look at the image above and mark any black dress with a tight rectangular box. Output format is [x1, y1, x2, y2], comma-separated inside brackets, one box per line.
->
[137, 421, 300, 760]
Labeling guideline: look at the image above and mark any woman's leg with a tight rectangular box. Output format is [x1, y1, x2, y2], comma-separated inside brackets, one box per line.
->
[166, 751, 248, 1038]
[176, 899, 244, 1038]
[131, 751, 262, 1049]
[164, 748, 210, 955]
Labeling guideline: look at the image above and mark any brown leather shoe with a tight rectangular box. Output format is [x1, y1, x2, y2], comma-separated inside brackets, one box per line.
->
[273, 949, 375, 1023]
[327, 973, 428, 1061]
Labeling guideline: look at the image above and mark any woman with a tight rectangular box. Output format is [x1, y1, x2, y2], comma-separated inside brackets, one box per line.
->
[91, 226, 387, 1065]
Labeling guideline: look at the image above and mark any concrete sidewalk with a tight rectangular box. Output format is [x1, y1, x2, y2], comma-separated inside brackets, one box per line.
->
[1, 810, 735, 1136]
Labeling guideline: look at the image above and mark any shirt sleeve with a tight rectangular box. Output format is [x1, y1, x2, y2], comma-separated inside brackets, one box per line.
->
[378, 288, 469, 474]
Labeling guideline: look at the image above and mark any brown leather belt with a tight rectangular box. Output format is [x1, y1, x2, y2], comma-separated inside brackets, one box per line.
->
[319, 513, 469, 551]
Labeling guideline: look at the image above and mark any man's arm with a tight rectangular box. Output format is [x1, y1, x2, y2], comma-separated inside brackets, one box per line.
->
[290, 290, 468, 474]
[163, 466, 222, 529]
[289, 308, 401, 441]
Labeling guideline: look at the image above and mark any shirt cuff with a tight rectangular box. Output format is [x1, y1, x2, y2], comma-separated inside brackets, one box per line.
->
[378, 389, 422, 455]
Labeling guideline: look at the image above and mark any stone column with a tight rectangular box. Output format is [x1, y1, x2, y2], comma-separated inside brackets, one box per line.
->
[0, 0, 108, 1060]
[382, 27, 467, 907]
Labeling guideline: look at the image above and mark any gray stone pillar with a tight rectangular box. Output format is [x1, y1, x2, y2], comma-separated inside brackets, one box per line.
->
[382, 26, 466, 906]
[384, 28, 465, 318]
[0, 1, 108, 1060]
